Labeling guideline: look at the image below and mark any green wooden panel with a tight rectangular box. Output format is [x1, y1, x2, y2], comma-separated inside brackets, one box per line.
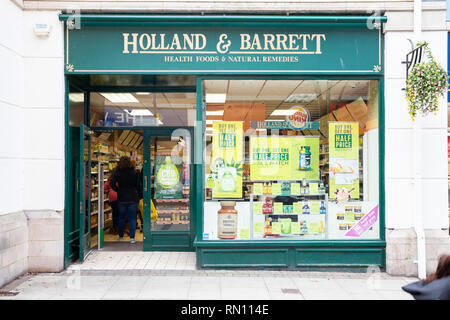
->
[295, 248, 385, 267]
[196, 247, 385, 269]
[199, 249, 289, 268]
[63, 18, 383, 75]
[149, 232, 192, 251]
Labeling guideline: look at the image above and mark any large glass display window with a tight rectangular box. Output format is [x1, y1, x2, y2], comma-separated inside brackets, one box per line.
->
[202, 79, 380, 241]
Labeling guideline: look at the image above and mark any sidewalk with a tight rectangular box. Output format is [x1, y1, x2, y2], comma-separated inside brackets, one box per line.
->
[0, 251, 417, 300]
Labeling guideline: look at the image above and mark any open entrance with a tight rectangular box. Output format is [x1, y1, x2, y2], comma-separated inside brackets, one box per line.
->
[65, 75, 196, 264]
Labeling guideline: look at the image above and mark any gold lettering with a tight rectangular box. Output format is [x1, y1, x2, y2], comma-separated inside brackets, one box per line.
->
[263, 34, 276, 50]
[160, 34, 170, 50]
[183, 34, 195, 50]
[276, 34, 288, 50]
[312, 34, 326, 54]
[122, 33, 138, 54]
[251, 34, 262, 50]
[139, 33, 151, 51]
[240, 34, 251, 50]
[195, 34, 207, 50]
[288, 34, 300, 50]
[299, 34, 311, 50]
[151, 34, 160, 50]
[170, 34, 181, 50]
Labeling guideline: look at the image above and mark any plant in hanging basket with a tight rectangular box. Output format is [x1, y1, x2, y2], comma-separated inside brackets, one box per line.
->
[405, 41, 448, 121]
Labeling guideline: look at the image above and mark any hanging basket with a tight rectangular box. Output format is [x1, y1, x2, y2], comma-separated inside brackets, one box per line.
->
[405, 41, 448, 121]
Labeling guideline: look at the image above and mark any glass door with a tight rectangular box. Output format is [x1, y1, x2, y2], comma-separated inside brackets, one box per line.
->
[143, 128, 193, 251]
[79, 124, 92, 261]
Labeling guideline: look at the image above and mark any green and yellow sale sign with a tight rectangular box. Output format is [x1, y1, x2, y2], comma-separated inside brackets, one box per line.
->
[250, 136, 319, 181]
[211, 121, 243, 198]
[329, 122, 359, 200]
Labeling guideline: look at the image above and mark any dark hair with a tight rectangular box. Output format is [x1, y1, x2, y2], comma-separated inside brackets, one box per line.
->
[424, 254, 450, 284]
[118, 156, 133, 170]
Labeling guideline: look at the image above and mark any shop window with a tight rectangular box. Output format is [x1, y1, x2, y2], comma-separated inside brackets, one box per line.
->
[68, 92, 84, 127]
[89, 92, 196, 127]
[203, 79, 380, 241]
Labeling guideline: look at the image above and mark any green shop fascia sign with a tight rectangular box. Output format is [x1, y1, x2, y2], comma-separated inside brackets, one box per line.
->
[63, 16, 384, 74]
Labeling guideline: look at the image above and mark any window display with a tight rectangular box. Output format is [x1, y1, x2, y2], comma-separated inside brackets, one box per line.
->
[203, 79, 380, 241]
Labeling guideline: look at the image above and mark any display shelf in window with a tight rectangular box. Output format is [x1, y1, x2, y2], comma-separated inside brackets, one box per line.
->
[250, 190, 328, 240]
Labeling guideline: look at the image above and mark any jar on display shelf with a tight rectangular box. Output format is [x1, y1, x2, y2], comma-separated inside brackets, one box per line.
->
[217, 201, 238, 239]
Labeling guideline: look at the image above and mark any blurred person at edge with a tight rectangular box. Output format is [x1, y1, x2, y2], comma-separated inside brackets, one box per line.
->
[402, 254, 450, 300]
[111, 156, 142, 244]
[104, 167, 118, 235]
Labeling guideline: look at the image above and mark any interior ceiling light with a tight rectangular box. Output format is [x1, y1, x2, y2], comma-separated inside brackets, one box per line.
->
[285, 93, 318, 103]
[206, 110, 224, 116]
[69, 93, 84, 102]
[100, 93, 139, 103]
[205, 93, 227, 104]
[136, 92, 151, 95]
[206, 119, 223, 125]
[127, 109, 154, 116]
[270, 109, 297, 116]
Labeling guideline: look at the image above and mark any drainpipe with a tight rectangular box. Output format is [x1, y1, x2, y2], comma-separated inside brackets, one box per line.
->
[413, 0, 427, 279]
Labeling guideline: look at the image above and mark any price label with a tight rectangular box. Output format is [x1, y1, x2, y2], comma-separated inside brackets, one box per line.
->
[345, 211, 355, 222]
[253, 222, 264, 234]
[253, 202, 263, 214]
[310, 201, 320, 214]
[309, 182, 319, 194]
[272, 183, 282, 195]
[274, 202, 283, 214]
[291, 222, 301, 234]
[271, 222, 282, 234]
[293, 202, 302, 214]
[309, 222, 319, 234]
[240, 228, 250, 239]
[291, 183, 300, 195]
[253, 183, 263, 195]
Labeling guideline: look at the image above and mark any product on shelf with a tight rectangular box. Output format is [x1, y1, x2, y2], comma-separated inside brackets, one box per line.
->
[262, 197, 273, 214]
[217, 201, 238, 239]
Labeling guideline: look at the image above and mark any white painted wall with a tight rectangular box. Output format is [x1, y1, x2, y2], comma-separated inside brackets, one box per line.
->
[384, 7, 448, 230]
[22, 10, 65, 211]
[0, 0, 25, 216]
[0, 1, 64, 216]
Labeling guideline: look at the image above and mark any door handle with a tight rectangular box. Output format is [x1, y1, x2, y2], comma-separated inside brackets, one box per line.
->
[144, 176, 148, 192]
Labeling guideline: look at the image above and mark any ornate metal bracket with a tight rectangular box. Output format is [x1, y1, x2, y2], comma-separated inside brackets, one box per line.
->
[401, 39, 425, 90]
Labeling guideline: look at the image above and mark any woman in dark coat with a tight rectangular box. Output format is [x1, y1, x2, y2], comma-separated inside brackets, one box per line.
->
[402, 254, 450, 300]
[110, 156, 142, 243]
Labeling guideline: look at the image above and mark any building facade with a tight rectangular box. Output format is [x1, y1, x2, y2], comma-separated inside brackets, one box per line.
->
[1, 0, 449, 288]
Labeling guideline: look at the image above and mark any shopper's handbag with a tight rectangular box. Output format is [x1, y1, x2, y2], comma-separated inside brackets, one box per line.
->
[138, 199, 158, 221]
[150, 199, 158, 221]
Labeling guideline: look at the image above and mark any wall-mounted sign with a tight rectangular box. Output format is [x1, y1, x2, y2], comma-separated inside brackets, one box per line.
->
[286, 106, 310, 129]
[211, 121, 243, 199]
[64, 22, 383, 74]
[155, 155, 183, 199]
[250, 120, 320, 130]
[328, 122, 359, 200]
[250, 136, 319, 181]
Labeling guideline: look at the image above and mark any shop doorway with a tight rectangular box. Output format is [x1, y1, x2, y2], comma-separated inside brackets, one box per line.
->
[143, 128, 194, 252]
[66, 75, 197, 264]
[75, 126, 194, 260]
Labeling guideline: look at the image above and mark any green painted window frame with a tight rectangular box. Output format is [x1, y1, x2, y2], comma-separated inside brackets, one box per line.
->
[63, 15, 387, 265]
[195, 75, 385, 248]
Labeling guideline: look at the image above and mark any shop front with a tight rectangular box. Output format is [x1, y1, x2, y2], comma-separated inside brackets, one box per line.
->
[62, 14, 386, 270]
